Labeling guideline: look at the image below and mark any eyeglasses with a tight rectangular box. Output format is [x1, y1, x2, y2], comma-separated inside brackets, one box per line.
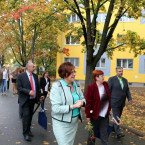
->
[71, 70, 77, 74]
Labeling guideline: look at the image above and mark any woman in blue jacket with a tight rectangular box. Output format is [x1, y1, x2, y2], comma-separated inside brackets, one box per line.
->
[50, 62, 86, 145]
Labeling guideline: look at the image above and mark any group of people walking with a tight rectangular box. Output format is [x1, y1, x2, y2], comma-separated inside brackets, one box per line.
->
[49, 62, 132, 145]
[0, 66, 25, 96]
[0, 61, 132, 145]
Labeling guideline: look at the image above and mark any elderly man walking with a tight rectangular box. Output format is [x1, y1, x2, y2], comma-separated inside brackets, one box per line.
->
[108, 67, 132, 138]
[17, 62, 44, 141]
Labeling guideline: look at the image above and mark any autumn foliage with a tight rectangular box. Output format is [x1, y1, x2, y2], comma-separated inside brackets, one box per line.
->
[0, 0, 70, 70]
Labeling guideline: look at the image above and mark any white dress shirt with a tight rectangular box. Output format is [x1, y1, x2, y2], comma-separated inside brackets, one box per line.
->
[45, 78, 49, 92]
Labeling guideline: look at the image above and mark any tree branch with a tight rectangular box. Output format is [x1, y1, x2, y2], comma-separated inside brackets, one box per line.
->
[91, 0, 95, 14]
[31, 24, 37, 62]
[63, 0, 87, 46]
[99, 0, 109, 8]
[91, 0, 101, 46]
[93, 0, 116, 67]
[106, 43, 125, 51]
[10, 45, 23, 66]
[106, 7, 129, 48]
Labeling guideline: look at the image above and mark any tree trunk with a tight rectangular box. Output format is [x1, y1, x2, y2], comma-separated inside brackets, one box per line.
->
[84, 0, 94, 94]
[31, 24, 37, 62]
[84, 61, 94, 94]
[36, 67, 39, 75]
[1, 55, 4, 67]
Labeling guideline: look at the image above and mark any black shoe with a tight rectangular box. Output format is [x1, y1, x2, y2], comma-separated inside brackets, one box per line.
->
[29, 131, 34, 137]
[117, 134, 125, 138]
[24, 135, 31, 141]
[112, 127, 115, 132]
[19, 114, 23, 119]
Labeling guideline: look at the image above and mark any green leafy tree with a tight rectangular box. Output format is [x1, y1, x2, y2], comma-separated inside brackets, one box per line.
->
[0, 0, 69, 69]
[51, 0, 145, 92]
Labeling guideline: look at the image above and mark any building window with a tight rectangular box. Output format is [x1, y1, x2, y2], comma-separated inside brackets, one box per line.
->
[97, 13, 107, 22]
[96, 58, 105, 68]
[65, 36, 80, 45]
[117, 59, 133, 69]
[144, 59, 145, 71]
[117, 34, 123, 45]
[140, 9, 145, 24]
[65, 57, 79, 67]
[68, 14, 80, 23]
[119, 13, 134, 22]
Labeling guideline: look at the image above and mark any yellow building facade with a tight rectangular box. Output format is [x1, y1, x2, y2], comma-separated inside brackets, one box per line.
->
[56, 10, 145, 86]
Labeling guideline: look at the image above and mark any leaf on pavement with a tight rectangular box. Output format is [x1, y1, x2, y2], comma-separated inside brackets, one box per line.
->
[0, 132, 4, 135]
[16, 142, 21, 144]
[43, 141, 50, 145]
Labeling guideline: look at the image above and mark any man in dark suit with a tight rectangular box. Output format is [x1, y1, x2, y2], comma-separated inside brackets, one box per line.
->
[17, 62, 44, 141]
[108, 66, 132, 138]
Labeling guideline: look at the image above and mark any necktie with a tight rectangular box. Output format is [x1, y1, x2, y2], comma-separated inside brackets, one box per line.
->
[30, 74, 34, 97]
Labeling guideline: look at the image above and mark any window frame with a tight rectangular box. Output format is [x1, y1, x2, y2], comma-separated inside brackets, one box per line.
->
[64, 57, 79, 68]
[96, 58, 106, 68]
[119, 13, 134, 22]
[68, 14, 80, 23]
[144, 59, 145, 71]
[140, 9, 145, 24]
[97, 13, 107, 23]
[65, 36, 80, 45]
[117, 59, 133, 69]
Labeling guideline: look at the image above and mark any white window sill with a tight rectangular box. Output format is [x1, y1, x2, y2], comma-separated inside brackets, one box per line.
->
[119, 21, 134, 23]
[122, 68, 133, 70]
[95, 67, 105, 69]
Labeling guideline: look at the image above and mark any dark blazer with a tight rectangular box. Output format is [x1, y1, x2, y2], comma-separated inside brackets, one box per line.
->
[17, 72, 40, 107]
[39, 77, 50, 94]
[108, 76, 132, 108]
[85, 82, 111, 121]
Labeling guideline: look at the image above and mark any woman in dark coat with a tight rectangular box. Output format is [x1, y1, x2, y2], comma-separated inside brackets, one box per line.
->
[39, 71, 50, 111]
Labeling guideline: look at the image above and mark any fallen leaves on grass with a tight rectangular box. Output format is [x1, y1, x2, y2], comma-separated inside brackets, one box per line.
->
[121, 88, 145, 134]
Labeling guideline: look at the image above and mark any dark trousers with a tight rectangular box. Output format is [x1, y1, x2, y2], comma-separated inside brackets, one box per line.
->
[19, 104, 23, 118]
[112, 106, 124, 135]
[87, 116, 109, 145]
[41, 91, 48, 109]
[22, 99, 35, 136]
[7, 80, 10, 90]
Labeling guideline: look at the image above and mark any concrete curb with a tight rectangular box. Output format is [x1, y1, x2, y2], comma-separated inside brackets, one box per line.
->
[110, 121, 145, 137]
[81, 109, 145, 137]
[120, 124, 145, 137]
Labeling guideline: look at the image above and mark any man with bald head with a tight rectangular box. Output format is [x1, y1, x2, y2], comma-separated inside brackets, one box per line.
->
[17, 62, 44, 141]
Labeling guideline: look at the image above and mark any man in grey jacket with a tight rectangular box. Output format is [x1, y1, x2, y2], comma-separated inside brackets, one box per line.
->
[108, 67, 132, 138]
